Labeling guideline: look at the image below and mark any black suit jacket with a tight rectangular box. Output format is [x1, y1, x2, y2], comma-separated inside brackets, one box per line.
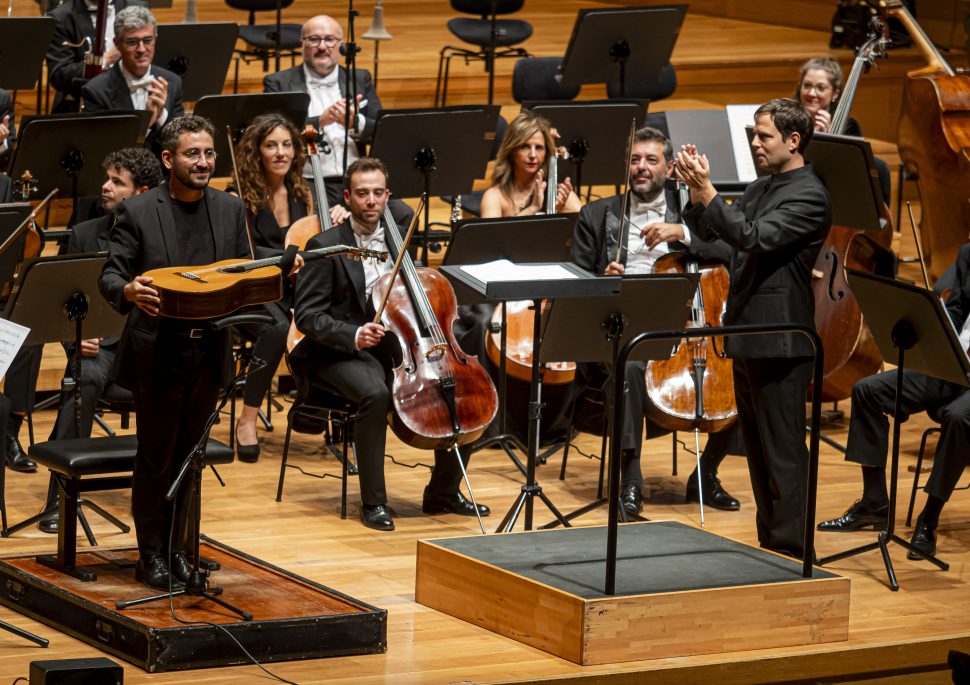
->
[46, 0, 146, 110]
[263, 64, 381, 144]
[0, 172, 11, 204]
[683, 163, 832, 359]
[570, 189, 730, 275]
[81, 64, 184, 141]
[0, 89, 15, 158]
[945, 242, 970, 337]
[99, 182, 251, 392]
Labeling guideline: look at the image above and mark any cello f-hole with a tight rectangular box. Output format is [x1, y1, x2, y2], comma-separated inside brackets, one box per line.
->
[823, 250, 845, 302]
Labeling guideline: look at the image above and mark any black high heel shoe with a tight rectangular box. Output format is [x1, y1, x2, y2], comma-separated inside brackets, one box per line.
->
[235, 420, 260, 463]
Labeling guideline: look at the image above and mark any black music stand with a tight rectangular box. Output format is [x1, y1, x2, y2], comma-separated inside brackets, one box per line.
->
[193, 92, 310, 178]
[154, 23, 238, 102]
[817, 269, 970, 590]
[523, 100, 646, 192]
[441, 262, 621, 532]
[8, 113, 143, 218]
[0, 205, 31, 293]
[370, 106, 493, 264]
[557, 5, 687, 97]
[2, 255, 127, 580]
[806, 132, 887, 232]
[0, 17, 55, 116]
[442, 215, 576, 468]
[539, 274, 697, 525]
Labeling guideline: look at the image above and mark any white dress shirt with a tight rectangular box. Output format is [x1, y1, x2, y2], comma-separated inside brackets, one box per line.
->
[623, 193, 691, 274]
[304, 65, 366, 178]
[119, 63, 168, 128]
[351, 216, 392, 350]
[959, 313, 970, 355]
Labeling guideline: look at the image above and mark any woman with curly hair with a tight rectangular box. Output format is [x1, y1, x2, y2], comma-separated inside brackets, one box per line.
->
[231, 113, 345, 460]
[480, 109, 581, 218]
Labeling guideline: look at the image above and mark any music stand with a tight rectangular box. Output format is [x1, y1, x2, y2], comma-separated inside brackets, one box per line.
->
[817, 269, 970, 590]
[370, 106, 493, 264]
[539, 274, 696, 525]
[442, 215, 575, 468]
[524, 100, 647, 191]
[0, 16, 55, 116]
[193, 92, 310, 178]
[8, 113, 143, 218]
[557, 5, 687, 97]
[806, 132, 887, 232]
[154, 23, 238, 102]
[2, 255, 127, 581]
[441, 261, 621, 531]
[0, 205, 31, 293]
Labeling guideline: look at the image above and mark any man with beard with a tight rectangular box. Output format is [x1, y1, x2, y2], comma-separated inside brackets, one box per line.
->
[100, 115, 262, 589]
[570, 126, 744, 517]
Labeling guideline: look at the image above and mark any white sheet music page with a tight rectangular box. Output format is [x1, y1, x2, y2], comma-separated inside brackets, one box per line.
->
[0, 318, 29, 379]
[460, 259, 578, 283]
[726, 104, 761, 183]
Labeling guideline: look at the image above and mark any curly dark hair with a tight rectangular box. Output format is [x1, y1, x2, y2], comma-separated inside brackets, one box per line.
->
[234, 113, 310, 217]
[159, 114, 216, 154]
[102, 147, 163, 189]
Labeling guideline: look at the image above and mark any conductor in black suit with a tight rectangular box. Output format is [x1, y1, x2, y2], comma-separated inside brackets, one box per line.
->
[100, 116, 254, 589]
[81, 6, 184, 146]
[677, 98, 832, 558]
[291, 158, 489, 532]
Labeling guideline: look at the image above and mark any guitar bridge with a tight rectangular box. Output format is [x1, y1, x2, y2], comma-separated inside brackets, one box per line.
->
[176, 272, 207, 284]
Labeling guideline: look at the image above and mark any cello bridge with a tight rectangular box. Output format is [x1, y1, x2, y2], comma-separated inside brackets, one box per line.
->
[425, 343, 448, 360]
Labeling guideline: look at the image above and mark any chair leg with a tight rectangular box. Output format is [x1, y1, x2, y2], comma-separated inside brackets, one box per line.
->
[907, 428, 936, 527]
[76, 507, 97, 547]
[276, 417, 295, 502]
[26, 412, 34, 447]
[560, 403, 578, 481]
[233, 54, 240, 94]
[340, 417, 349, 519]
[94, 413, 115, 438]
[434, 47, 448, 106]
[78, 499, 130, 534]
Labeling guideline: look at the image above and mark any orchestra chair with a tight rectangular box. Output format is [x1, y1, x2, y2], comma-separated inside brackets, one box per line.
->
[605, 62, 678, 103]
[226, 0, 301, 93]
[434, 0, 533, 107]
[225, 328, 280, 450]
[275, 375, 359, 520]
[511, 56, 580, 103]
[905, 409, 970, 526]
[2, 435, 233, 572]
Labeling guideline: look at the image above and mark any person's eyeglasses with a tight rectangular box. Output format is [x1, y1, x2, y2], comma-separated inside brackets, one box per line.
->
[122, 35, 156, 49]
[800, 81, 831, 95]
[181, 149, 217, 163]
[302, 35, 341, 48]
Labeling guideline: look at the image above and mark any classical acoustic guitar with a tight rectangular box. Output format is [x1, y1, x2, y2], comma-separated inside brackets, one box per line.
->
[144, 244, 387, 319]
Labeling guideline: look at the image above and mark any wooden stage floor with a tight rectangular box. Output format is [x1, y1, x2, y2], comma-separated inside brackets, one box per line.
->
[0, 402, 968, 684]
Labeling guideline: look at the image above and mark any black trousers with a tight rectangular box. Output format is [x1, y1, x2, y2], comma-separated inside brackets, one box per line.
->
[733, 356, 813, 557]
[242, 304, 289, 408]
[846, 368, 970, 502]
[306, 350, 467, 507]
[50, 346, 117, 441]
[131, 338, 221, 558]
[6, 345, 42, 414]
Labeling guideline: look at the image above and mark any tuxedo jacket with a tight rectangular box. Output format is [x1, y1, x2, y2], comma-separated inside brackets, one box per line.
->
[683, 163, 832, 359]
[570, 189, 730, 276]
[81, 64, 184, 141]
[46, 0, 146, 109]
[99, 182, 250, 392]
[263, 64, 381, 144]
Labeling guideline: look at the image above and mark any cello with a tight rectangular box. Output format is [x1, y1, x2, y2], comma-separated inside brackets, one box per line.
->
[886, 0, 970, 283]
[811, 24, 895, 402]
[285, 126, 334, 250]
[372, 204, 498, 450]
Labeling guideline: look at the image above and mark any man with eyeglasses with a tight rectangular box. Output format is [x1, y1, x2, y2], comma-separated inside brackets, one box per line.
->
[81, 6, 184, 146]
[100, 115, 255, 590]
[570, 126, 743, 518]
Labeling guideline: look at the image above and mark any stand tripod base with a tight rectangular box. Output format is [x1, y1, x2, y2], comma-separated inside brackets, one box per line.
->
[819, 530, 948, 592]
[539, 496, 646, 529]
[496, 484, 571, 533]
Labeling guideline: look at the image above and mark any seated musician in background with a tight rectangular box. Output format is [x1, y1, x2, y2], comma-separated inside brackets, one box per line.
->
[100, 115, 256, 589]
[81, 6, 184, 146]
[676, 99, 832, 558]
[0, 88, 15, 166]
[229, 112, 347, 461]
[46, 0, 142, 113]
[571, 126, 743, 516]
[818, 243, 970, 559]
[292, 157, 489, 532]
[794, 56, 891, 204]
[480, 110, 581, 218]
[36, 147, 162, 533]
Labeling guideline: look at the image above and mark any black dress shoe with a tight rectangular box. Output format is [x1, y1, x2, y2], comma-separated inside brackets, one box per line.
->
[686, 473, 741, 511]
[38, 509, 58, 534]
[235, 421, 260, 463]
[907, 515, 937, 560]
[5, 435, 36, 473]
[422, 490, 490, 517]
[135, 554, 180, 590]
[360, 504, 394, 531]
[817, 499, 889, 532]
[170, 552, 197, 584]
[620, 484, 642, 517]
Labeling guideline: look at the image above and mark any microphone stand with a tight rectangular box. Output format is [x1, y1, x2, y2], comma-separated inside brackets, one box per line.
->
[340, 0, 361, 176]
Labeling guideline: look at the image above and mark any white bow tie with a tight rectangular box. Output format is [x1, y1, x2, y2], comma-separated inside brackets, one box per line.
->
[354, 224, 384, 247]
[128, 74, 154, 93]
[306, 70, 339, 89]
[634, 195, 667, 216]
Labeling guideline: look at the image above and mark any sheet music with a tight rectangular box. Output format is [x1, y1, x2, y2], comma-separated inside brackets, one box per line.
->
[726, 104, 761, 183]
[0, 318, 29, 379]
[460, 259, 579, 283]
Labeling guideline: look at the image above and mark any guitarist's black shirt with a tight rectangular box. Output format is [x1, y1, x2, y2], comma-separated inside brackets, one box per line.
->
[172, 196, 215, 266]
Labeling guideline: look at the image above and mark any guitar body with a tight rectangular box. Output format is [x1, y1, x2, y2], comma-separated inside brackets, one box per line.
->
[144, 259, 283, 319]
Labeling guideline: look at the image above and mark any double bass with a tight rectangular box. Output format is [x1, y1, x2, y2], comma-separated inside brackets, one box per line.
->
[811, 24, 894, 401]
[372, 205, 497, 450]
[285, 126, 333, 250]
[886, 0, 970, 283]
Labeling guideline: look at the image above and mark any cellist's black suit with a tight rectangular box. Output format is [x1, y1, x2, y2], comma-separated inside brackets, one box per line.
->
[291, 220, 468, 511]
